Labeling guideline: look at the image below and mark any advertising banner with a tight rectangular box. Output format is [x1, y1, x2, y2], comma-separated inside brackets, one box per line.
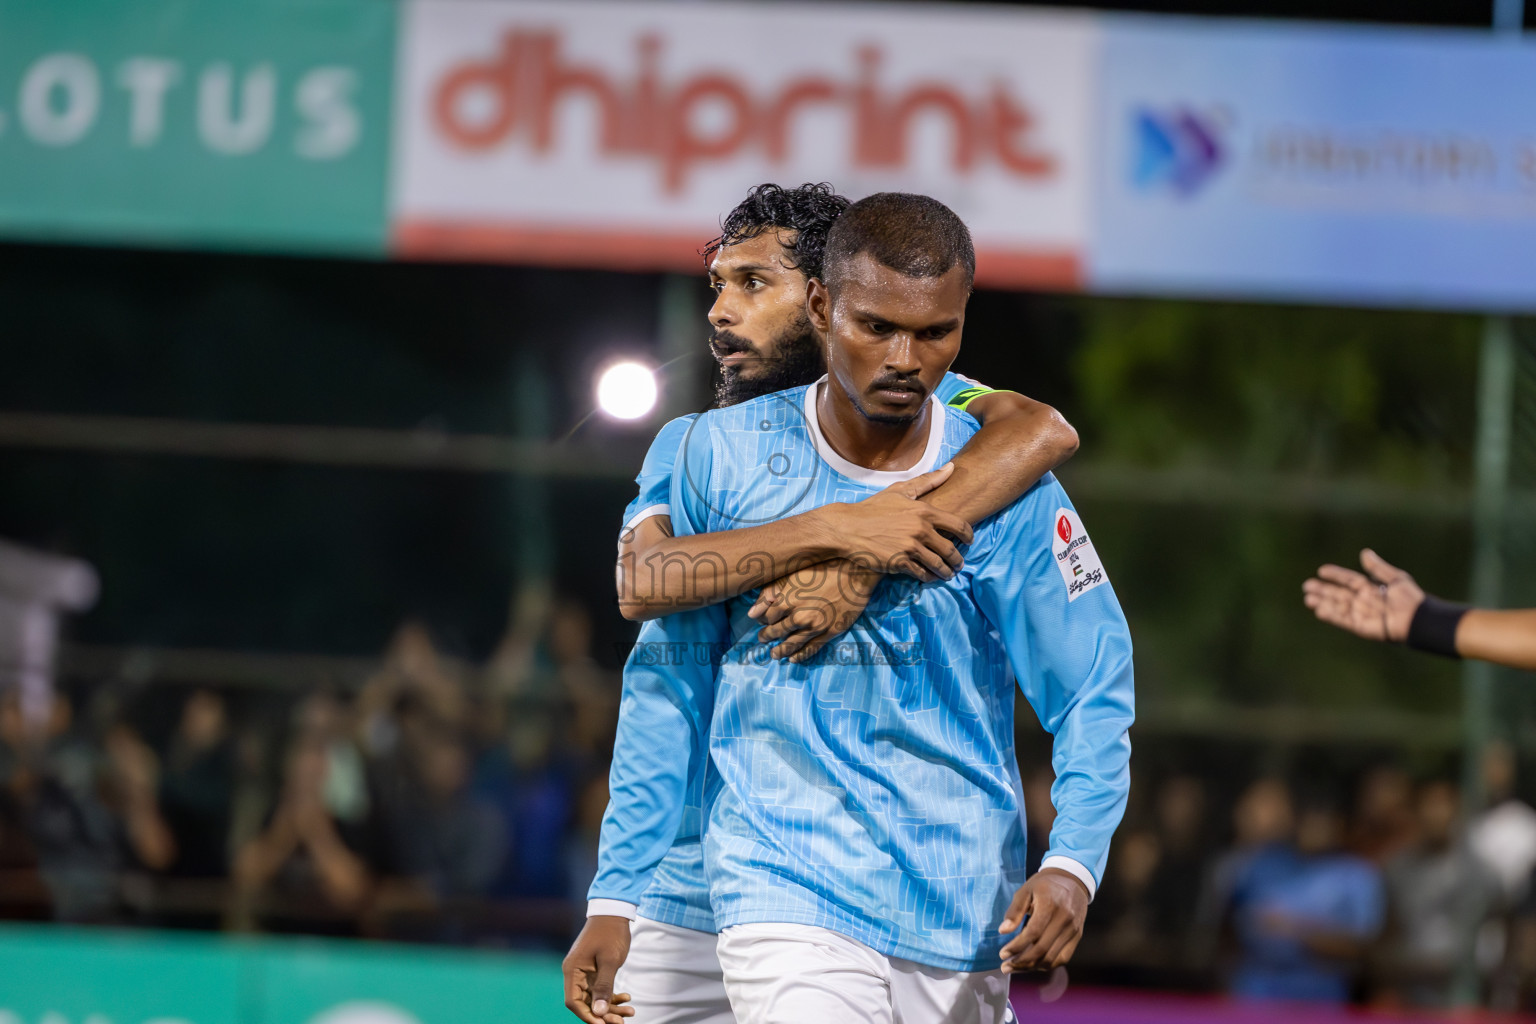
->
[0, 925, 567, 1024]
[0, 926, 1482, 1024]
[1090, 19, 1536, 310]
[0, 0, 394, 255]
[1, 1, 1535, 311]
[391, 0, 1097, 289]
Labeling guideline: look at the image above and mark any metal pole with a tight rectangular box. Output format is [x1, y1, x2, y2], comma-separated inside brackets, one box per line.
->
[1464, 318, 1516, 798]
[1456, 316, 1516, 1005]
[657, 272, 709, 419]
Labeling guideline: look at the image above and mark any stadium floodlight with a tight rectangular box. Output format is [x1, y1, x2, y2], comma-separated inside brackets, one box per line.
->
[595, 360, 658, 421]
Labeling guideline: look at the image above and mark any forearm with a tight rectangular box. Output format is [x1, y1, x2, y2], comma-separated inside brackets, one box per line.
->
[122, 795, 177, 871]
[234, 828, 296, 888]
[925, 394, 1078, 525]
[1044, 698, 1134, 898]
[984, 520, 1134, 896]
[1458, 608, 1536, 671]
[1040, 616, 1135, 893]
[619, 511, 841, 621]
[305, 826, 371, 907]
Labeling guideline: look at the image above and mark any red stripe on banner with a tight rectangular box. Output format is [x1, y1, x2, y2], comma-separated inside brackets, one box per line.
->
[973, 248, 1083, 291]
[391, 220, 1082, 291]
[393, 220, 710, 272]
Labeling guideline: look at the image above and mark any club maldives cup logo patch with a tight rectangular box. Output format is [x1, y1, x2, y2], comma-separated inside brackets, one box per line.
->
[1051, 507, 1107, 602]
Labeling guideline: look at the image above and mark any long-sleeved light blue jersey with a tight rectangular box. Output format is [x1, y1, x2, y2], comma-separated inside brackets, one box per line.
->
[668, 381, 1135, 972]
[586, 373, 1130, 964]
[594, 372, 1003, 931]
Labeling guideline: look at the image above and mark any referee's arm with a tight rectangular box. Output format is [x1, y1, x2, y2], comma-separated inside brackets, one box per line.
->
[1303, 548, 1536, 670]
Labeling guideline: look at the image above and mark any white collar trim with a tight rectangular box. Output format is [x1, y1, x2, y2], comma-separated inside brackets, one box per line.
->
[802, 375, 947, 487]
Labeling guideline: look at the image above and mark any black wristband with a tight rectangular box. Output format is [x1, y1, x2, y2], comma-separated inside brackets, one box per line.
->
[1406, 595, 1470, 659]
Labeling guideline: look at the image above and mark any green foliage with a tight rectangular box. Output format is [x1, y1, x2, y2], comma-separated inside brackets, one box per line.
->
[1074, 299, 1481, 484]
[1066, 298, 1486, 722]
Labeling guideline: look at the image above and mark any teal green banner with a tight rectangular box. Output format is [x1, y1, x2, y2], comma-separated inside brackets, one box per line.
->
[0, 925, 568, 1024]
[0, 0, 393, 255]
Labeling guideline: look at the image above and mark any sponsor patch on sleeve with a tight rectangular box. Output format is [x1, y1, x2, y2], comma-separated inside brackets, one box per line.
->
[1051, 508, 1108, 602]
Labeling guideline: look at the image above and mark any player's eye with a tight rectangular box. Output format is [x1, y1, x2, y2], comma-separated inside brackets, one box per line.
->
[744, 277, 764, 291]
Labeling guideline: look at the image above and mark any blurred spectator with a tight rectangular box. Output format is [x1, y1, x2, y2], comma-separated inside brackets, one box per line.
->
[546, 599, 618, 762]
[230, 730, 389, 936]
[0, 701, 45, 917]
[475, 595, 616, 910]
[1, 690, 130, 922]
[390, 723, 506, 901]
[1350, 766, 1416, 865]
[1380, 779, 1497, 1008]
[100, 722, 176, 874]
[1193, 776, 1296, 967]
[226, 725, 278, 872]
[485, 582, 553, 698]
[1146, 775, 1210, 958]
[486, 590, 617, 763]
[1094, 827, 1162, 966]
[1226, 791, 1385, 1003]
[1493, 898, 1536, 1012]
[476, 700, 573, 902]
[356, 620, 467, 759]
[1469, 742, 1536, 905]
[565, 771, 610, 926]
[294, 690, 372, 830]
[157, 689, 234, 879]
[1090, 777, 1210, 973]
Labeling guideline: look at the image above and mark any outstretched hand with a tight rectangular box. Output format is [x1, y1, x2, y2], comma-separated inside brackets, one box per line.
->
[998, 869, 1090, 974]
[1302, 548, 1424, 643]
[562, 916, 635, 1024]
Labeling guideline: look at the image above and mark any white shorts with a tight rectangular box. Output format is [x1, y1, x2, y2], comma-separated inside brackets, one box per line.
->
[614, 916, 735, 1024]
[715, 923, 1010, 1024]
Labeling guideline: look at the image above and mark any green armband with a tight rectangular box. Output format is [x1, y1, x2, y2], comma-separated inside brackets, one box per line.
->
[946, 386, 996, 413]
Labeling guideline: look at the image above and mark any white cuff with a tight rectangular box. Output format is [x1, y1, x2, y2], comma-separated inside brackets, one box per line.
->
[1039, 856, 1098, 901]
[587, 899, 638, 920]
[621, 504, 670, 536]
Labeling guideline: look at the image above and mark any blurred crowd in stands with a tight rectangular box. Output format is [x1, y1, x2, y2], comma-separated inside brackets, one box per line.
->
[8, 597, 1536, 1012]
[0, 584, 617, 948]
[1067, 744, 1536, 1012]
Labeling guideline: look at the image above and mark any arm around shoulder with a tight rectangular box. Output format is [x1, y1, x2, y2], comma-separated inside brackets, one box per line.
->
[925, 391, 1079, 525]
[966, 390, 1079, 464]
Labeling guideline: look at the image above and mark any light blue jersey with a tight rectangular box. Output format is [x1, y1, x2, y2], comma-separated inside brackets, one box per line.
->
[595, 372, 1004, 932]
[668, 381, 1134, 972]
[593, 605, 725, 931]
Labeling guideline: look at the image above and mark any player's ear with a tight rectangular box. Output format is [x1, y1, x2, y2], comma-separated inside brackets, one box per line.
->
[806, 276, 831, 333]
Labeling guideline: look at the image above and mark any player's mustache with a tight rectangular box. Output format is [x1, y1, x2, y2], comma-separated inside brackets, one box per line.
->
[709, 329, 761, 361]
[870, 373, 925, 396]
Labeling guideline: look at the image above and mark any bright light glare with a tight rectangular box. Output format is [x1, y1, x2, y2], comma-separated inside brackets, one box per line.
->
[595, 361, 658, 421]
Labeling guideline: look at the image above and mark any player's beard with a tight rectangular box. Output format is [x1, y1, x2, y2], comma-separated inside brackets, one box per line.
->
[711, 312, 824, 408]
